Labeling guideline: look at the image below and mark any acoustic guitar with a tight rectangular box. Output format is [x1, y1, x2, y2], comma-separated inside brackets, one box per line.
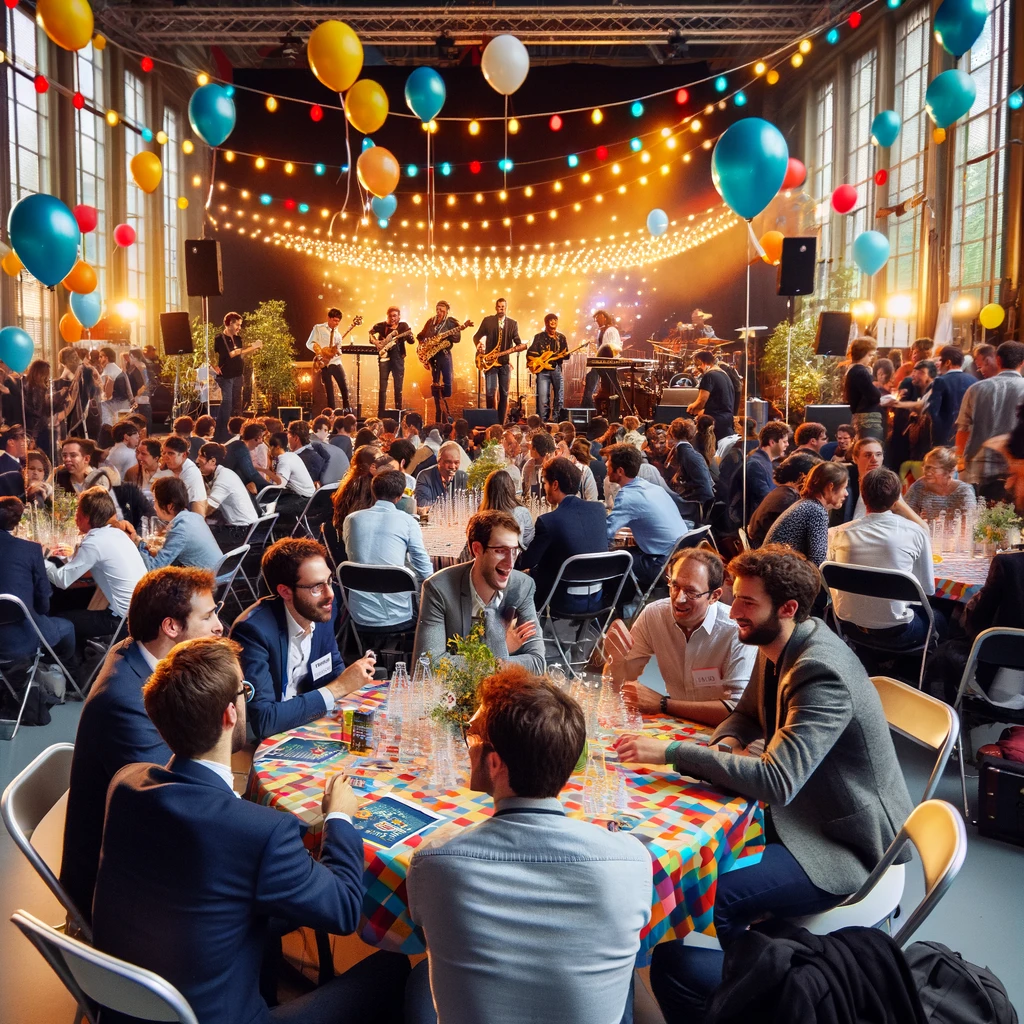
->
[312, 316, 363, 372]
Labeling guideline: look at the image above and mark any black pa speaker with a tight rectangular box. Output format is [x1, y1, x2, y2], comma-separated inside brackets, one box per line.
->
[278, 406, 303, 425]
[777, 236, 817, 297]
[565, 408, 593, 426]
[462, 409, 500, 428]
[184, 238, 223, 297]
[381, 409, 403, 422]
[804, 404, 854, 438]
[160, 311, 194, 356]
[815, 312, 853, 356]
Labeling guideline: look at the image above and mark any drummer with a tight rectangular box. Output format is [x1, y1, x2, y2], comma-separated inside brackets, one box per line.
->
[691, 309, 717, 340]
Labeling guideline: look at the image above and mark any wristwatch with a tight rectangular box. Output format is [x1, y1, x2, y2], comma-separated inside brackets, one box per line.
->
[659, 695, 669, 715]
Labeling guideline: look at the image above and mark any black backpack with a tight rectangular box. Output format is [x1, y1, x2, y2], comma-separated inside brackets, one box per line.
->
[904, 941, 1017, 1024]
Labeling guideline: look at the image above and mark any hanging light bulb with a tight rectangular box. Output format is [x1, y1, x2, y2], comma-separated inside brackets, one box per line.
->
[754, 61, 767, 75]
[791, 52, 804, 67]
[266, 95, 278, 112]
[591, 108, 603, 124]
[766, 69, 780, 84]
[468, 120, 481, 135]
[799, 38, 812, 54]
[508, 117, 520, 134]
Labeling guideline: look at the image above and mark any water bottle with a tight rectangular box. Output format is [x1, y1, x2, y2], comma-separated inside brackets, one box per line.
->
[582, 743, 607, 817]
[384, 662, 409, 762]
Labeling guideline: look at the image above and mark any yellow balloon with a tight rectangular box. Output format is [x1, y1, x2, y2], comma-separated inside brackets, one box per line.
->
[1, 251, 23, 277]
[933, 127, 947, 144]
[356, 146, 400, 199]
[308, 21, 363, 94]
[345, 79, 389, 135]
[130, 150, 163, 194]
[760, 230, 784, 266]
[177, 196, 189, 210]
[979, 303, 1005, 330]
[36, 0, 95, 52]
[60, 312, 83, 344]
[92, 33, 106, 51]
[62, 260, 97, 294]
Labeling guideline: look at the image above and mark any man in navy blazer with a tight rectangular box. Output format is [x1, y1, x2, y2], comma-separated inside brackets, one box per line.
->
[230, 538, 376, 740]
[928, 345, 976, 446]
[518, 457, 610, 613]
[92, 636, 409, 1024]
[60, 567, 223, 926]
[0, 497, 75, 663]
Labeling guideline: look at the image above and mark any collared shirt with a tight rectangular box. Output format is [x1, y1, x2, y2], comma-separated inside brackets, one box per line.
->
[957, 370, 1024, 461]
[605, 476, 689, 557]
[137, 510, 223, 571]
[46, 524, 147, 618]
[138, 642, 160, 674]
[206, 465, 258, 527]
[471, 575, 504, 619]
[152, 458, 206, 507]
[827, 510, 935, 628]
[305, 322, 343, 366]
[274, 450, 316, 498]
[624, 598, 755, 708]
[284, 605, 314, 700]
[194, 758, 237, 792]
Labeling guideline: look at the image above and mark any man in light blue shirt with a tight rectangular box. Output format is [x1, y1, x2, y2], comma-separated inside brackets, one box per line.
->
[605, 442, 690, 591]
[342, 470, 432, 628]
[406, 668, 651, 1024]
[135, 476, 223, 570]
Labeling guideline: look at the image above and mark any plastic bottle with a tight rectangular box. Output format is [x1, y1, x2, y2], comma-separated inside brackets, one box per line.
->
[384, 662, 409, 762]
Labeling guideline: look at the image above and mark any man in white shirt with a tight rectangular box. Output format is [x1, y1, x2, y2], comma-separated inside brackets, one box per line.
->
[102, 421, 141, 481]
[98, 346, 131, 427]
[153, 435, 207, 515]
[605, 548, 755, 726]
[196, 442, 259, 552]
[581, 308, 622, 409]
[266, 430, 316, 526]
[827, 467, 937, 649]
[47, 487, 147, 651]
[305, 306, 351, 412]
[343, 470, 433, 629]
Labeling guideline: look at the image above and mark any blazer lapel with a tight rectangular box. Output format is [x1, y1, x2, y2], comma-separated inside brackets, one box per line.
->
[458, 563, 474, 639]
[773, 619, 814, 734]
[270, 599, 289, 701]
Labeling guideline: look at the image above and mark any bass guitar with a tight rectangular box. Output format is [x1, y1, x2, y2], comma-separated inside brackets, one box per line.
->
[417, 319, 474, 368]
[312, 316, 363, 372]
[526, 342, 588, 376]
[372, 327, 414, 358]
[475, 341, 528, 372]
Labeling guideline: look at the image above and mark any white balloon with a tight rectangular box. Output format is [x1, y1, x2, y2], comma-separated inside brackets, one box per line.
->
[481, 34, 530, 95]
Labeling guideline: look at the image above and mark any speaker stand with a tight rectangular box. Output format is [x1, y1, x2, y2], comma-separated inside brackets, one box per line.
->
[202, 295, 212, 417]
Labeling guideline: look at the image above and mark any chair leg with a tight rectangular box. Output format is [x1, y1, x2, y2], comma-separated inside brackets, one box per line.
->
[956, 738, 970, 820]
[1, 652, 42, 740]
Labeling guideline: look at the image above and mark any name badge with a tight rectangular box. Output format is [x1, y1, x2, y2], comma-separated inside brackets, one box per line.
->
[692, 666, 722, 688]
[311, 654, 332, 682]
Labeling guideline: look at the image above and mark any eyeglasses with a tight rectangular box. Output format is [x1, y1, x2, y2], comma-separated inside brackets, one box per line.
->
[236, 680, 255, 703]
[668, 582, 712, 602]
[294, 579, 334, 597]
[485, 545, 521, 559]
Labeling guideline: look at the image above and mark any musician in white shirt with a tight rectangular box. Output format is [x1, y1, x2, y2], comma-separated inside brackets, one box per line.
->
[305, 307, 351, 412]
[581, 309, 623, 409]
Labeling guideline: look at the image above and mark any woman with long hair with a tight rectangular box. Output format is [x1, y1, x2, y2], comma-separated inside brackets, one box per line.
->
[22, 359, 59, 456]
[480, 468, 535, 549]
[763, 461, 850, 565]
[25, 450, 52, 507]
[695, 415, 717, 467]
[332, 445, 380, 532]
[568, 438, 600, 501]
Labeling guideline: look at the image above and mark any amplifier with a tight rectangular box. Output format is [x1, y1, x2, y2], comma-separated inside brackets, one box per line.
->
[661, 387, 700, 407]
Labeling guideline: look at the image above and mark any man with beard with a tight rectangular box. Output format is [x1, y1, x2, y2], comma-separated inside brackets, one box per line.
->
[92, 636, 409, 1024]
[230, 538, 376, 740]
[614, 546, 913, 1020]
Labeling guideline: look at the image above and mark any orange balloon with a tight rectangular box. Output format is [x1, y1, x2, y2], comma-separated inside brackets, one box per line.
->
[62, 259, 97, 294]
[760, 230, 784, 266]
[356, 146, 400, 199]
[1, 250, 23, 277]
[60, 312, 83, 343]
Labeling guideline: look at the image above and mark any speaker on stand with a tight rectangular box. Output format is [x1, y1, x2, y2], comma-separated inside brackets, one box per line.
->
[160, 312, 194, 420]
[776, 236, 819, 420]
[184, 239, 224, 418]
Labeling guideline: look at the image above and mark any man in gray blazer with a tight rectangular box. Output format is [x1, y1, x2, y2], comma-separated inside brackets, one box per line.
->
[616, 545, 914, 1020]
[412, 510, 545, 673]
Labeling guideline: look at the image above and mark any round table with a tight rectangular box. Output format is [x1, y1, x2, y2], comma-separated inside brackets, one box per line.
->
[417, 523, 470, 561]
[933, 552, 992, 603]
[247, 682, 764, 960]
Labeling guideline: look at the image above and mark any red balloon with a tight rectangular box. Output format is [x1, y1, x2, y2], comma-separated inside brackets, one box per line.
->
[831, 184, 859, 214]
[874, 169, 888, 186]
[782, 158, 806, 189]
[73, 204, 98, 233]
[113, 223, 137, 247]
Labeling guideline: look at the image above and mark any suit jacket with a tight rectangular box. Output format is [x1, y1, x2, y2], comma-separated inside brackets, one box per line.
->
[473, 315, 521, 366]
[313, 439, 349, 485]
[928, 370, 975, 447]
[414, 467, 468, 507]
[518, 496, 609, 608]
[230, 596, 344, 740]
[60, 638, 170, 924]
[0, 529, 67, 656]
[670, 618, 913, 896]
[330, 433, 353, 458]
[297, 445, 327, 484]
[0, 450, 24, 498]
[412, 562, 545, 673]
[224, 439, 266, 505]
[92, 757, 365, 1024]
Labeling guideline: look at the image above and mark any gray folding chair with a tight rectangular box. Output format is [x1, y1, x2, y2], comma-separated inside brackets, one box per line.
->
[628, 525, 715, 625]
[1, 743, 91, 940]
[291, 483, 338, 539]
[336, 562, 419, 667]
[12, 909, 199, 1024]
[82, 613, 128, 696]
[236, 513, 278, 603]
[212, 544, 250, 616]
[256, 484, 284, 515]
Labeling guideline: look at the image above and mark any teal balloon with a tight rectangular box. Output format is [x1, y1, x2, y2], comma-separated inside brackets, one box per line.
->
[0, 327, 35, 374]
[934, 0, 988, 58]
[925, 70, 977, 128]
[7, 193, 79, 287]
[646, 209, 669, 237]
[70, 289, 102, 329]
[371, 194, 397, 220]
[852, 230, 890, 276]
[870, 110, 901, 147]
[188, 83, 236, 147]
[711, 117, 789, 221]
[404, 67, 446, 123]
[361, 137, 375, 151]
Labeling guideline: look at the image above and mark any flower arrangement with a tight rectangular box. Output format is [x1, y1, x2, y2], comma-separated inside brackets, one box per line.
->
[974, 502, 1023, 548]
[429, 621, 499, 732]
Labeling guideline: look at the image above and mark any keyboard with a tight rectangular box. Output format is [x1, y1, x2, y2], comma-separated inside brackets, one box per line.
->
[586, 357, 644, 369]
[340, 345, 379, 355]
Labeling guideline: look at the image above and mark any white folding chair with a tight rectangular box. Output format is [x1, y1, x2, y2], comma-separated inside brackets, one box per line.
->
[236, 513, 278, 603]
[256, 484, 284, 515]
[212, 544, 250, 616]
[291, 482, 338, 539]
[12, 909, 199, 1024]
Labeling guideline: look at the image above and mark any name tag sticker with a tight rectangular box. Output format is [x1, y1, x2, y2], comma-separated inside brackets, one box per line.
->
[692, 666, 722, 688]
[311, 654, 332, 682]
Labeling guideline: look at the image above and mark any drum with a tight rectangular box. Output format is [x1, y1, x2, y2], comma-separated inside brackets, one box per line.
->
[669, 374, 696, 388]
[634, 382, 661, 419]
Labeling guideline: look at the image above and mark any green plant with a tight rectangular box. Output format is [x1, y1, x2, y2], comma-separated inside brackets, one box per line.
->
[429, 622, 498, 732]
[974, 502, 1022, 545]
[244, 300, 297, 412]
[466, 440, 505, 490]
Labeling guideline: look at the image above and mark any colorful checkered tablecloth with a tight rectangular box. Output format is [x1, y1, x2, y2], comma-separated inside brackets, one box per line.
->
[933, 553, 992, 603]
[247, 682, 764, 959]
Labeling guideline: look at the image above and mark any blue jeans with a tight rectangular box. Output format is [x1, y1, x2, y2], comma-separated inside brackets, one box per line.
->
[485, 363, 511, 424]
[649, 842, 840, 1021]
[430, 351, 453, 419]
[216, 374, 241, 441]
[536, 369, 564, 421]
[853, 605, 936, 651]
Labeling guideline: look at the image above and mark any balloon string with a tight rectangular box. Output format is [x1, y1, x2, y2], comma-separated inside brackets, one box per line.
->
[203, 148, 218, 238]
[746, 220, 765, 258]
[741, 222, 752, 528]
[340, 92, 353, 217]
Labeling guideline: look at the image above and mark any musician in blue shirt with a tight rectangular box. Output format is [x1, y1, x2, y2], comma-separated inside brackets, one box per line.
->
[370, 306, 410, 418]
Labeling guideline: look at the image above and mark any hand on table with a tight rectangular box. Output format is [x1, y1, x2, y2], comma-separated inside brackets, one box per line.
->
[329, 654, 377, 699]
[506, 616, 536, 654]
[604, 619, 634, 662]
[612, 734, 673, 766]
[323, 773, 361, 818]
[623, 680, 661, 715]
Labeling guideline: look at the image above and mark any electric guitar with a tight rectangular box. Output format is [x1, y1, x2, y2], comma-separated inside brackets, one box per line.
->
[475, 341, 528, 372]
[417, 319, 474, 368]
[372, 327, 414, 358]
[312, 316, 363, 372]
[526, 342, 588, 376]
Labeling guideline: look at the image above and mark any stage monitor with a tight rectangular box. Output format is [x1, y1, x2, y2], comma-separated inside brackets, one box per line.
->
[462, 409, 500, 428]
[815, 311, 853, 356]
[160, 311, 193, 356]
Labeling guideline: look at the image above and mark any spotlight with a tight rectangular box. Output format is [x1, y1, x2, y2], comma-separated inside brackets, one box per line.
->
[667, 31, 689, 58]
[435, 30, 458, 61]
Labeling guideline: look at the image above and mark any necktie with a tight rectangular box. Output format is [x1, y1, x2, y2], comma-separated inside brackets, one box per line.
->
[329, 326, 335, 349]
[482, 605, 509, 659]
[497, 319, 503, 351]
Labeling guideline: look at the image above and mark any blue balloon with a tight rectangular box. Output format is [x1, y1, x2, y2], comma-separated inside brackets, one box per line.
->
[361, 137, 375, 151]
[934, 0, 988, 58]
[646, 209, 669, 237]
[870, 110, 902, 148]
[711, 118, 789, 221]
[7, 194, 79, 287]
[925, 69, 977, 128]
[0, 327, 35, 374]
[70, 289, 102, 329]
[188, 83, 236, 148]
[371, 195, 398, 220]
[404, 67, 446, 123]
[852, 230, 890, 277]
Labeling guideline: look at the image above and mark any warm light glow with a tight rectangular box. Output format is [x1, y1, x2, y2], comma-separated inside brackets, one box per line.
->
[549, 210, 558, 219]
[951, 294, 981, 321]
[524, 185, 534, 197]
[475, 193, 484, 203]
[660, 127, 671, 138]
[115, 300, 139, 319]
[526, 214, 535, 223]
[573, 203, 582, 211]
[224, 150, 235, 162]
[660, 164, 670, 175]
[284, 162, 294, 174]
[412, 194, 422, 205]
[799, 38, 812, 54]
[640, 152, 651, 164]
[255, 156, 266, 169]
[683, 153, 692, 163]
[850, 299, 876, 323]
[105, 110, 119, 126]
[591, 108, 603, 124]
[666, 138, 677, 150]
[468, 120, 480, 135]
[754, 61, 767, 75]
[702, 139, 712, 150]
[886, 293, 914, 319]
[447, 195, 456, 206]
[581, 173, 591, 184]
[554, 181, 563, 192]
[611, 163, 621, 175]
[266, 96, 278, 112]
[791, 53, 803, 67]
[182, 139, 194, 154]
[498, 190, 508, 200]
[196, 72, 209, 86]
[508, 118, 520, 134]
[690, 120, 702, 132]
[766, 69, 780, 85]
[191, 174, 202, 187]
[155, 130, 168, 145]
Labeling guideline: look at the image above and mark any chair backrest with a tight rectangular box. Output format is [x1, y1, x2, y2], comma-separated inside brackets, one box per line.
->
[676, 524, 715, 552]
[338, 562, 418, 596]
[549, 551, 633, 588]
[871, 676, 959, 801]
[213, 545, 249, 585]
[954, 626, 1024, 708]
[821, 561, 932, 612]
[257, 485, 284, 513]
[1, 744, 90, 939]
[0, 595, 74, 688]
[12, 910, 199, 1024]
[244, 512, 278, 550]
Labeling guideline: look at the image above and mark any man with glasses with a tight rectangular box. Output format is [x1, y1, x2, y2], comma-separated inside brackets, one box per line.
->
[230, 538, 376, 740]
[604, 549, 755, 727]
[413, 510, 545, 673]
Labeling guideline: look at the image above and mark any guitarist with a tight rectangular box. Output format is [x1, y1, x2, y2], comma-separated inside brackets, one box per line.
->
[417, 300, 464, 422]
[370, 305, 410, 417]
[527, 313, 568, 421]
[474, 297, 521, 425]
[304, 306, 351, 412]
